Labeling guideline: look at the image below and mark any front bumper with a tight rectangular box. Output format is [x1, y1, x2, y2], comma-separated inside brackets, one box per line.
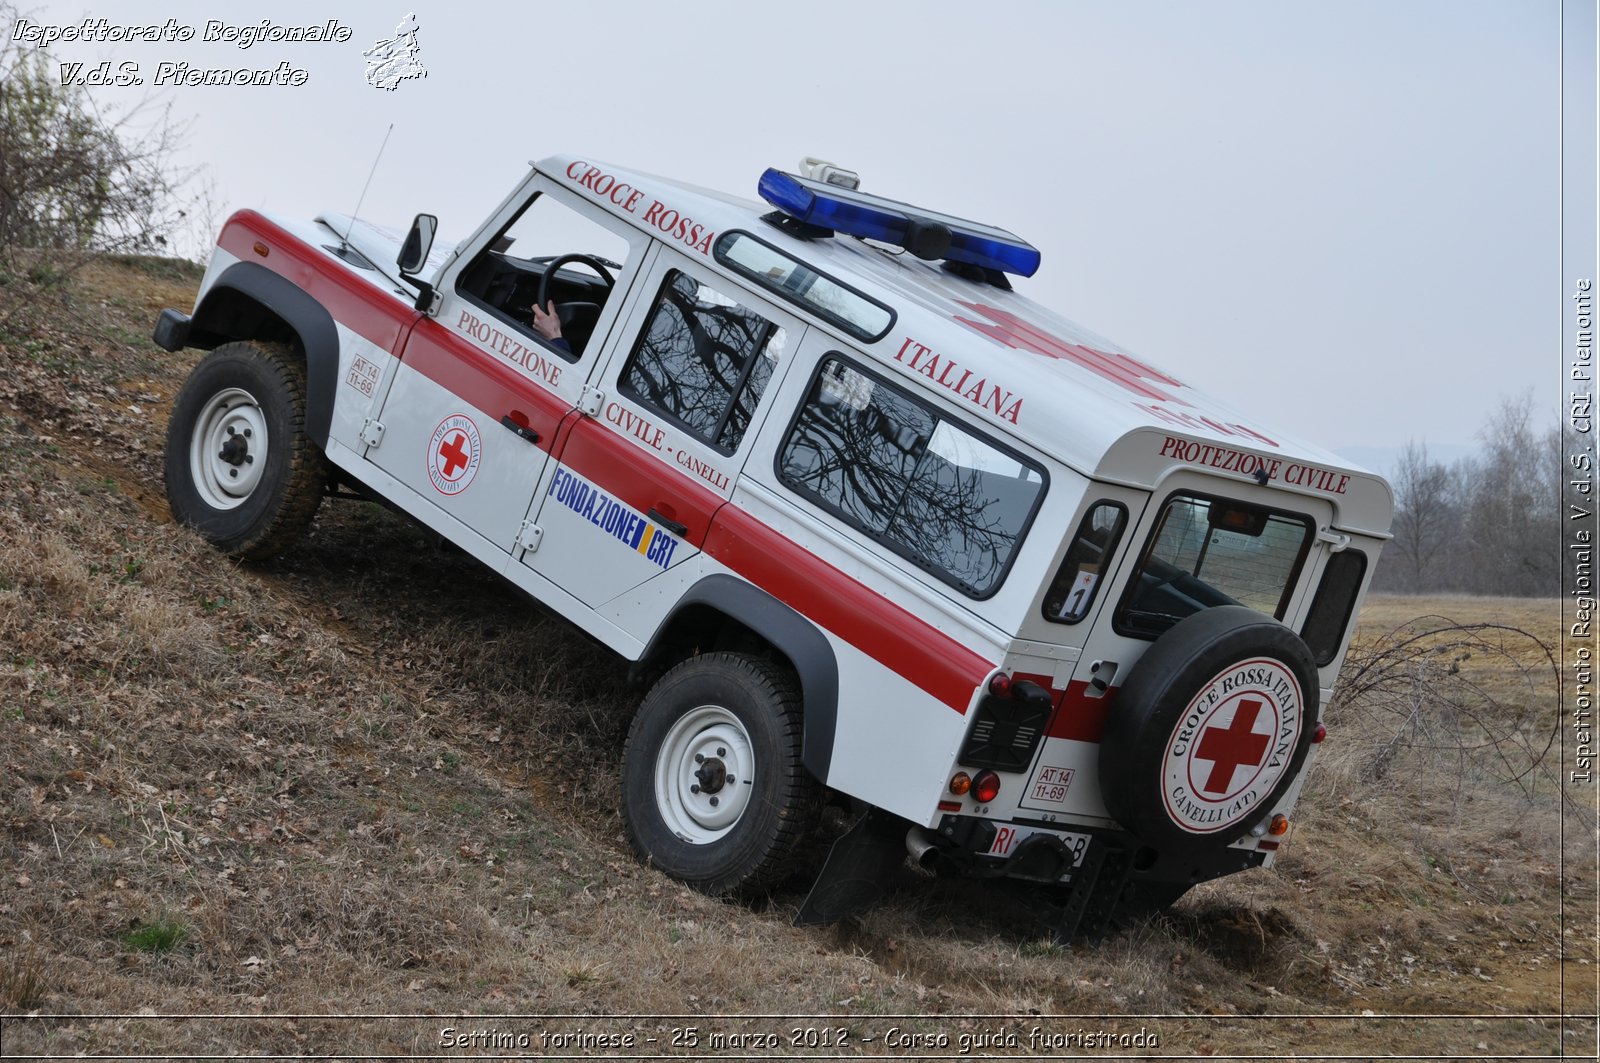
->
[151, 308, 191, 352]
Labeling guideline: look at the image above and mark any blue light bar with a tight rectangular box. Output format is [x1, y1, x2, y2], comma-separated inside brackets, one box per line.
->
[757, 168, 1041, 278]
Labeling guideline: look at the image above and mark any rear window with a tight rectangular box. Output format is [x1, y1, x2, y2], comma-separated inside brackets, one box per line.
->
[777, 357, 1046, 598]
[1115, 493, 1313, 639]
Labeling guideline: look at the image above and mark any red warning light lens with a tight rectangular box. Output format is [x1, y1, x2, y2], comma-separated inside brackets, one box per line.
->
[1311, 723, 1327, 744]
[987, 672, 1012, 697]
[972, 770, 1001, 804]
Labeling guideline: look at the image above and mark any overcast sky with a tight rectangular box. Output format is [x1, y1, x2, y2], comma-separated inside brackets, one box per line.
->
[28, 0, 1567, 462]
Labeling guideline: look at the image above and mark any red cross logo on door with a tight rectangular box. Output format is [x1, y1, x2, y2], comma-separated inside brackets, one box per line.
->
[427, 414, 481, 496]
[438, 432, 470, 479]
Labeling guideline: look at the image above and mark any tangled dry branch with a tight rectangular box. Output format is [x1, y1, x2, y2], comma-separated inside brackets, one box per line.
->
[1328, 615, 1561, 803]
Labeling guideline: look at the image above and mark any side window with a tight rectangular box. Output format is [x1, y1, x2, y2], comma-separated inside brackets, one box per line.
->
[1042, 501, 1128, 623]
[455, 192, 632, 361]
[778, 357, 1046, 598]
[618, 271, 786, 453]
[1301, 549, 1368, 666]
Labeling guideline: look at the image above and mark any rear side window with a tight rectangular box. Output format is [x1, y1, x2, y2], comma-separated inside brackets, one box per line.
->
[1043, 501, 1128, 623]
[1301, 549, 1368, 666]
[778, 357, 1045, 598]
[618, 271, 786, 453]
[1116, 493, 1313, 639]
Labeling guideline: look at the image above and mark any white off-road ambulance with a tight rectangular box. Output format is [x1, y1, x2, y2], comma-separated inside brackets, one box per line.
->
[154, 155, 1391, 940]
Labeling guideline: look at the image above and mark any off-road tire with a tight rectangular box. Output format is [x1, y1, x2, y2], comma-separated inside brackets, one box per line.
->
[1099, 605, 1319, 857]
[164, 340, 326, 560]
[622, 652, 822, 896]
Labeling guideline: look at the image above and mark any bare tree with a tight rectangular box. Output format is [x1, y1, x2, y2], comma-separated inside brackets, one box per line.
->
[1388, 440, 1458, 592]
[1459, 392, 1562, 596]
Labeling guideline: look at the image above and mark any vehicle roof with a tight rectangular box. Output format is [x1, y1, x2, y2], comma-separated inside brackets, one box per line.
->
[540, 155, 1393, 536]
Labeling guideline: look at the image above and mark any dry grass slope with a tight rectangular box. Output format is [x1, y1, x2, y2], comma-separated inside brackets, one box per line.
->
[0, 255, 1592, 1058]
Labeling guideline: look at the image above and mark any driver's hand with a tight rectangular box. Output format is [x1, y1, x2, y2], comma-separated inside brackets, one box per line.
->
[530, 299, 563, 342]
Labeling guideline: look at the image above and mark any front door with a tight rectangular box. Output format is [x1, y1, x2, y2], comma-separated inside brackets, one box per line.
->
[365, 176, 651, 551]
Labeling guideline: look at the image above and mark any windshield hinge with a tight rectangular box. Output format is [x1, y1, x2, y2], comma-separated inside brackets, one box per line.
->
[1316, 529, 1351, 552]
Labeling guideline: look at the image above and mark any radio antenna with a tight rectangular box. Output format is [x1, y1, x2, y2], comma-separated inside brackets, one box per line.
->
[343, 123, 395, 242]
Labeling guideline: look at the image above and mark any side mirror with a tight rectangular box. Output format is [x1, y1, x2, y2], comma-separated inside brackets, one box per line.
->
[397, 213, 437, 275]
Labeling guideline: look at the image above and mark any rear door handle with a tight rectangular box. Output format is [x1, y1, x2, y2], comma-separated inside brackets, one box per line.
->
[647, 507, 688, 538]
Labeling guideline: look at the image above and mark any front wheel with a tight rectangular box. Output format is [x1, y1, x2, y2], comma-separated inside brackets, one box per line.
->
[621, 653, 820, 896]
[164, 340, 326, 560]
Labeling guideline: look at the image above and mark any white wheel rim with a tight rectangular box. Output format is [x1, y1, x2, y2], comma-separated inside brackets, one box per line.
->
[654, 705, 755, 844]
[189, 387, 269, 510]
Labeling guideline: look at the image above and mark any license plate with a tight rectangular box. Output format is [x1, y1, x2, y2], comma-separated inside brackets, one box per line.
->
[986, 823, 1092, 869]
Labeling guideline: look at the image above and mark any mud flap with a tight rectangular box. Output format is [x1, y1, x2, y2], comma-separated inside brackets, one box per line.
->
[793, 808, 907, 926]
[1053, 841, 1133, 945]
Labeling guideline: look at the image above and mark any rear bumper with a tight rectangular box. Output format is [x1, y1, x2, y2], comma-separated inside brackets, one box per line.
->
[151, 308, 191, 352]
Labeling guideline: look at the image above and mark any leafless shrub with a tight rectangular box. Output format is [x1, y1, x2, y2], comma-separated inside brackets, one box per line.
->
[1323, 615, 1560, 803]
[0, 0, 208, 343]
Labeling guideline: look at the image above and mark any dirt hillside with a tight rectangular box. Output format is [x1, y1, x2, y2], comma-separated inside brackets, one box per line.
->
[0, 255, 1593, 1058]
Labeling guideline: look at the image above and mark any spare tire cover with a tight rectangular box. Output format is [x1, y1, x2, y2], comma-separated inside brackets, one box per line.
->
[1099, 605, 1319, 855]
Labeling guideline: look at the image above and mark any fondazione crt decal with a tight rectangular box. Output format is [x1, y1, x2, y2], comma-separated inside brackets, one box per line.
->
[546, 467, 679, 570]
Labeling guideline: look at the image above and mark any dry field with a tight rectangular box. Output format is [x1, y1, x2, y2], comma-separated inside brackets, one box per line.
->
[0, 256, 1594, 1059]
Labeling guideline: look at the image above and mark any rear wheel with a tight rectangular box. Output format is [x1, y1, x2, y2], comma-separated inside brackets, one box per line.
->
[164, 340, 326, 560]
[622, 653, 820, 896]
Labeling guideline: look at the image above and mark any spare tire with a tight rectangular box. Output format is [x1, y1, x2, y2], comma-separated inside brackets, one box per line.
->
[1099, 605, 1319, 857]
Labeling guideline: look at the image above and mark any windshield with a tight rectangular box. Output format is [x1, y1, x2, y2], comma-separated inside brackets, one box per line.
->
[1114, 492, 1312, 638]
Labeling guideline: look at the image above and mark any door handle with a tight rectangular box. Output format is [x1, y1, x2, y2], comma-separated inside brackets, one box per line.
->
[500, 414, 540, 445]
[647, 507, 689, 538]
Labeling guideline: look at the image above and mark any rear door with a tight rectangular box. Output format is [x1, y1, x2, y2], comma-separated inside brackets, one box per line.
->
[1012, 483, 1150, 818]
[516, 248, 804, 607]
[1020, 477, 1329, 819]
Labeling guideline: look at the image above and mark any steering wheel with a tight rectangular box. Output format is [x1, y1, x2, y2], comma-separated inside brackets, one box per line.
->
[536, 253, 616, 325]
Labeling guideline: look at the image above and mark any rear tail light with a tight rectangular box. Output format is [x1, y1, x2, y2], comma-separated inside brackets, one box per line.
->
[961, 676, 1052, 773]
[972, 770, 1001, 804]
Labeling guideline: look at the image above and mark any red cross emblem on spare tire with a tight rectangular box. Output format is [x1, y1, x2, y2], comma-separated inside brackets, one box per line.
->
[1098, 605, 1319, 855]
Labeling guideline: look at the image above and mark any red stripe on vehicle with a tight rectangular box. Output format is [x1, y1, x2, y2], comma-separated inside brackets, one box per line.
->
[704, 506, 990, 713]
[556, 415, 725, 549]
[403, 315, 571, 458]
[1045, 680, 1115, 742]
[218, 211, 415, 352]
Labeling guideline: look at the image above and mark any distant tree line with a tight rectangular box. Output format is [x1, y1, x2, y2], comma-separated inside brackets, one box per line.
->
[1377, 393, 1570, 597]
